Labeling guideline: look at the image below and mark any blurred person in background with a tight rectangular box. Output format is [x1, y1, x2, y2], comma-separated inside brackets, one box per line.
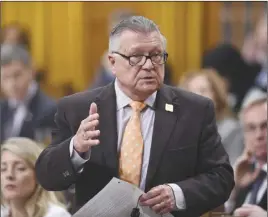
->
[1, 23, 45, 83]
[0, 44, 56, 144]
[90, 9, 173, 89]
[179, 68, 244, 166]
[225, 92, 267, 215]
[1, 22, 31, 50]
[1, 137, 71, 217]
[242, 13, 267, 100]
[202, 43, 260, 113]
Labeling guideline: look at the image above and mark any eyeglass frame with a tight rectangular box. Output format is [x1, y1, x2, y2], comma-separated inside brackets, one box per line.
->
[111, 51, 168, 66]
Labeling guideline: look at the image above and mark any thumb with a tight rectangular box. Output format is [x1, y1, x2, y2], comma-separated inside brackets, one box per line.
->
[89, 102, 98, 115]
[251, 166, 261, 180]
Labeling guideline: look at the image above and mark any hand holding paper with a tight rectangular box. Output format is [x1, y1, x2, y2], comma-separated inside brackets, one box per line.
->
[72, 178, 174, 217]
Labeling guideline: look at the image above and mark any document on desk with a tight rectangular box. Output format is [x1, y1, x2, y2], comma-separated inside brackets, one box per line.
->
[72, 177, 174, 217]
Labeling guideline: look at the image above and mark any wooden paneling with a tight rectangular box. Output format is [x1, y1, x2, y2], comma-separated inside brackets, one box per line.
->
[1, 2, 222, 96]
[203, 2, 222, 50]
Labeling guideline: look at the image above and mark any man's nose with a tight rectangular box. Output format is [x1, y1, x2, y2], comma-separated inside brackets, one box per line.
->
[255, 127, 265, 140]
[142, 58, 154, 70]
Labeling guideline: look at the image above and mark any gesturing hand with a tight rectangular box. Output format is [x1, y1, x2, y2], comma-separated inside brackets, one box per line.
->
[234, 150, 261, 189]
[73, 102, 100, 154]
[139, 185, 176, 215]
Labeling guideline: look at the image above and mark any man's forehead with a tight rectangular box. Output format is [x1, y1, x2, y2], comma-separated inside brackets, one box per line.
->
[243, 102, 267, 119]
[2, 60, 26, 69]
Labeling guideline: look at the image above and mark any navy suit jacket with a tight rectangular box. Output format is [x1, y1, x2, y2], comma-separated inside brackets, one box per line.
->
[0, 87, 56, 143]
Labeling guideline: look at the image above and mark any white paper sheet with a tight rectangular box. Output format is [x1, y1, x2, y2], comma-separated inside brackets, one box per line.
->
[72, 177, 174, 217]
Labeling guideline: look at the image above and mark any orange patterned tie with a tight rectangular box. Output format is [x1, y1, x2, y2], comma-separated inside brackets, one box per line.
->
[119, 101, 146, 186]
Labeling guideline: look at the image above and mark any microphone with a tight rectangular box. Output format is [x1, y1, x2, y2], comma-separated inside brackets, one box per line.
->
[131, 195, 142, 217]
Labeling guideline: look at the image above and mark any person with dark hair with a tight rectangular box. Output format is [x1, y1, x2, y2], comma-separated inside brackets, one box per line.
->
[0, 45, 56, 143]
[202, 43, 260, 113]
[1, 22, 31, 50]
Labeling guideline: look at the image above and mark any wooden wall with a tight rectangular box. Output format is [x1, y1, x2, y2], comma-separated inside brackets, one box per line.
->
[1, 2, 221, 97]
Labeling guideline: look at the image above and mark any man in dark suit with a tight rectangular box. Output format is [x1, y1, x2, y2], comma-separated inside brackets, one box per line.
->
[225, 93, 267, 215]
[35, 16, 234, 217]
[0, 44, 56, 143]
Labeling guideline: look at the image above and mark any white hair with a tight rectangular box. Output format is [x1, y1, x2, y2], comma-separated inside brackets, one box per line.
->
[239, 89, 267, 124]
[108, 16, 167, 52]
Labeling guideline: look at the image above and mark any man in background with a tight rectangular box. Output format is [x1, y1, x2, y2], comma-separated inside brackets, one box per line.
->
[225, 91, 267, 215]
[0, 44, 56, 143]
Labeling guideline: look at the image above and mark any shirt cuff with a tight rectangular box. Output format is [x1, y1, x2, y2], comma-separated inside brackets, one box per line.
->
[69, 137, 91, 172]
[224, 200, 236, 214]
[167, 183, 186, 210]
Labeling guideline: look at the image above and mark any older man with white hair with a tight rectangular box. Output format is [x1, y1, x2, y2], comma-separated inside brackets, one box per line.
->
[225, 91, 267, 216]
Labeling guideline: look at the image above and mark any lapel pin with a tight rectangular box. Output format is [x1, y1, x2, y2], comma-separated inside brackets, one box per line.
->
[165, 103, 173, 112]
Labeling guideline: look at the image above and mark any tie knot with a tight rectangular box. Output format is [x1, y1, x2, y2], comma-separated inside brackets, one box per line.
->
[130, 101, 146, 112]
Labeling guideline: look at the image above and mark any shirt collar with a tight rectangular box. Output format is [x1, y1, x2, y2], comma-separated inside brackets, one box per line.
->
[114, 79, 156, 111]
[262, 164, 267, 173]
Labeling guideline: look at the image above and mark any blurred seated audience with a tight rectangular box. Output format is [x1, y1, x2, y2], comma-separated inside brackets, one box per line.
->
[202, 43, 260, 113]
[179, 68, 244, 166]
[90, 9, 173, 89]
[0, 45, 56, 144]
[1, 137, 71, 217]
[225, 92, 267, 214]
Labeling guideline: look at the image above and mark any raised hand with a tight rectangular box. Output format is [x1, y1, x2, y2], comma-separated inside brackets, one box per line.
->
[73, 102, 100, 154]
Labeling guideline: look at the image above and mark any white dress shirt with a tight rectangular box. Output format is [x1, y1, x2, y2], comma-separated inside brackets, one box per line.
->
[6, 81, 38, 138]
[69, 79, 186, 210]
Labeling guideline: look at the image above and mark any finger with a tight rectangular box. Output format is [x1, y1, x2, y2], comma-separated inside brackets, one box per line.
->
[80, 139, 100, 147]
[159, 207, 171, 215]
[88, 113, 100, 122]
[87, 139, 100, 146]
[82, 113, 99, 123]
[89, 102, 98, 115]
[140, 195, 162, 206]
[241, 204, 255, 208]
[140, 187, 162, 202]
[86, 130, 100, 139]
[251, 166, 262, 180]
[234, 207, 250, 217]
[151, 201, 166, 213]
[83, 120, 99, 131]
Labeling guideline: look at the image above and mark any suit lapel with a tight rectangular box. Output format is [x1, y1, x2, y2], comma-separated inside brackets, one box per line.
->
[95, 83, 119, 176]
[145, 85, 180, 190]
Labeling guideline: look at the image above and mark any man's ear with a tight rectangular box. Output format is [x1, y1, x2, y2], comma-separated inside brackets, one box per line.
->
[108, 54, 116, 75]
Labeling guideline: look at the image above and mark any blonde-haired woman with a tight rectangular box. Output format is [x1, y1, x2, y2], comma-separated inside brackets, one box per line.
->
[179, 68, 244, 166]
[1, 137, 71, 217]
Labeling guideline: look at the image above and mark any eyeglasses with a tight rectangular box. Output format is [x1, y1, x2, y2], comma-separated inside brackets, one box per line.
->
[112, 51, 168, 66]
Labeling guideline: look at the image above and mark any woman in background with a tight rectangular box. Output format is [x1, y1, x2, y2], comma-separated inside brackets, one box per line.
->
[1, 137, 71, 217]
[179, 68, 244, 166]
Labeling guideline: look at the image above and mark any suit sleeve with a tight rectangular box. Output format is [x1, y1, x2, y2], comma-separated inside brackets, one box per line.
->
[35, 98, 78, 191]
[176, 100, 235, 216]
